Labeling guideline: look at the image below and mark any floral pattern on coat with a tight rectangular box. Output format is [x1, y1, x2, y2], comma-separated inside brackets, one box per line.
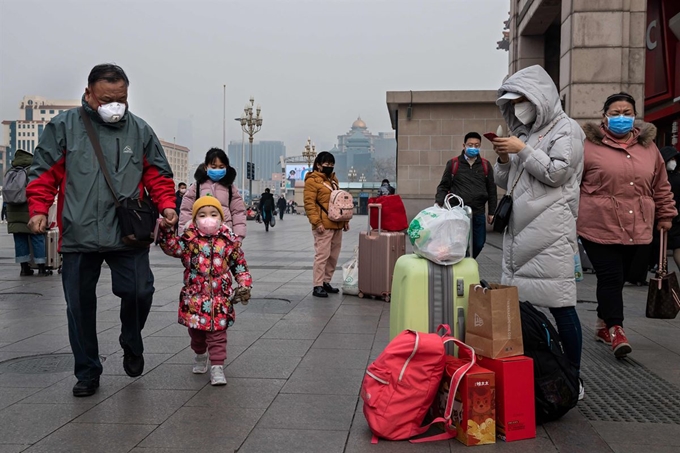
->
[158, 223, 252, 331]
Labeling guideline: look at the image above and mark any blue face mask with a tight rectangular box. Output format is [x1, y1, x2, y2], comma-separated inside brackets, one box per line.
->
[207, 168, 226, 182]
[465, 147, 480, 158]
[606, 115, 635, 135]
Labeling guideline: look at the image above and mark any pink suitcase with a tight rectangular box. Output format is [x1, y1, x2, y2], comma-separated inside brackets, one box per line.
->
[358, 204, 406, 302]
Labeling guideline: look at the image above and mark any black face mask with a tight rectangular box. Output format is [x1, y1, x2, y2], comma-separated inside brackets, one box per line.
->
[321, 167, 334, 177]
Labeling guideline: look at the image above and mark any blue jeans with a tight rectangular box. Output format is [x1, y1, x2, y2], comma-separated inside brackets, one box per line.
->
[14, 233, 46, 264]
[549, 306, 582, 371]
[62, 248, 155, 381]
[471, 214, 487, 258]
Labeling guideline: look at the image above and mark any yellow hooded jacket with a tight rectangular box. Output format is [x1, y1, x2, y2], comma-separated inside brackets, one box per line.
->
[303, 170, 346, 230]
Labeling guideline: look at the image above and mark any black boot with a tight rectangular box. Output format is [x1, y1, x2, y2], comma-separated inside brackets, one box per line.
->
[313, 286, 328, 298]
[37, 264, 51, 276]
[20, 262, 34, 276]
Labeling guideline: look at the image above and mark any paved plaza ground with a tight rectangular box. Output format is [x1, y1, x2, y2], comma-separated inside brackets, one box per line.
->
[0, 214, 679, 452]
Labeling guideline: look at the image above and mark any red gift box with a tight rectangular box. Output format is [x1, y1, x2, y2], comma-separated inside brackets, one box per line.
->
[476, 355, 535, 442]
[434, 356, 496, 446]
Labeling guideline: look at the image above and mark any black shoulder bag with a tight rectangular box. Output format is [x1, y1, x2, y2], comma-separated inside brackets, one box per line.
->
[492, 116, 564, 233]
[79, 108, 158, 248]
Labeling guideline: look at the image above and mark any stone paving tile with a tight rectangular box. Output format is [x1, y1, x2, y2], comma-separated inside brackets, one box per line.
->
[258, 393, 357, 431]
[73, 388, 196, 425]
[323, 315, 379, 334]
[101, 353, 174, 376]
[229, 313, 283, 332]
[0, 403, 91, 444]
[298, 348, 371, 370]
[138, 406, 264, 450]
[0, 371, 71, 389]
[246, 338, 314, 357]
[238, 428, 348, 453]
[261, 320, 327, 340]
[127, 364, 210, 390]
[312, 333, 375, 350]
[22, 423, 156, 453]
[542, 411, 613, 452]
[0, 445, 30, 453]
[0, 387, 40, 411]
[185, 377, 285, 408]
[20, 375, 134, 407]
[225, 350, 302, 379]
[590, 421, 680, 448]
[281, 366, 365, 396]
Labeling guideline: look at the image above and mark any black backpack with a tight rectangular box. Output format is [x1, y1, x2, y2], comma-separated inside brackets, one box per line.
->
[520, 301, 579, 424]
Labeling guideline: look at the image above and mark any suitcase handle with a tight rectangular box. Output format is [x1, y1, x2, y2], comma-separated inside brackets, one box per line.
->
[368, 203, 382, 235]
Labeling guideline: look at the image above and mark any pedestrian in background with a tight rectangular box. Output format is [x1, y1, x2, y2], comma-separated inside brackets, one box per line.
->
[578, 92, 676, 359]
[436, 132, 497, 258]
[277, 195, 287, 221]
[492, 65, 585, 397]
[6, 149, 49, 276]
[158, 196, 252, 386]
[259, 188, 275, 232]
[1, 201, 6, 223]
[26, 64, 178, 397]
[378, 179, 396, 195]
[180, 148, 246, 240]
[175, 182, 187, 216]
[303, 151, 349, 298]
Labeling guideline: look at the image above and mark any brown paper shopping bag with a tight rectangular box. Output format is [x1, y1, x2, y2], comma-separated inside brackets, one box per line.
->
[465, 284, 523, 359]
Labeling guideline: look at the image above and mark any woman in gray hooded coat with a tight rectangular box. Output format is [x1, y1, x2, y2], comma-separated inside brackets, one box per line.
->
[492, 65, 585, 391]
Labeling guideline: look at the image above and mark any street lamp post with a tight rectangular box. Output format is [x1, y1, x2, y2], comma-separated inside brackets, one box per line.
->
[348, 166, 357, 182]
[359, 173, 366, 183]
[240, 97, 262, 202]
[302, 137, 316, 169]
[234, 117, 246, 196]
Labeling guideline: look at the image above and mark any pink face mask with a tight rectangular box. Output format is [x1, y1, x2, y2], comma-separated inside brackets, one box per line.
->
[196, 217, 221, 236]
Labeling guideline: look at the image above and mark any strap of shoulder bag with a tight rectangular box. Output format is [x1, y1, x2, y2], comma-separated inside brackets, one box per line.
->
[79, 107, 121, 208]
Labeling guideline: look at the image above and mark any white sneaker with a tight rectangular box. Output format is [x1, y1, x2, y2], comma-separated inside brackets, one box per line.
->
[578, 379, 585, 401]
[210, 365, 227, 386]
[192, 353, 208, 374]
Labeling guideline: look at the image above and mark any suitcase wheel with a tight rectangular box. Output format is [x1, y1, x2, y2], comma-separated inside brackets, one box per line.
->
[384, 295, 391, 303]
[358, 292, 364, 299]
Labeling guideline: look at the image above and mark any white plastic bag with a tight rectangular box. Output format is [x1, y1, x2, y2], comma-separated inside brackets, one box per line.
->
[342, 247, 359, 295]
[407, 194, 470, 265]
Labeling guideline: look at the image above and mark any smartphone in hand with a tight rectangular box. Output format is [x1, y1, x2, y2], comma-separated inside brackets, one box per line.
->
[483, 132, 499, 142]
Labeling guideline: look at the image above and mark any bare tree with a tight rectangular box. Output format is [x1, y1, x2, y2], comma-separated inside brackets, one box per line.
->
[373, 157, 396, 182]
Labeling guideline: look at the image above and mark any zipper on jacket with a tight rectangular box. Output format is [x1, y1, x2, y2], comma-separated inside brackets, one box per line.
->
[116, 138, 120, 172]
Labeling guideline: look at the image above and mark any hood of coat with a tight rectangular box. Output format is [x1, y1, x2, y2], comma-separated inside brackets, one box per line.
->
[194, 164, 236, 187]
[582, 121, 657, 148]
[11, 149, 33, 168]
[660, 145, 680, 163]
[497, 65, 564, 139]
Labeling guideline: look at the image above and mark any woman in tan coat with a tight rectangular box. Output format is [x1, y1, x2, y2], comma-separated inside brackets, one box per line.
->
[303, 151, 349, 298]
[578, 92, 677, 358]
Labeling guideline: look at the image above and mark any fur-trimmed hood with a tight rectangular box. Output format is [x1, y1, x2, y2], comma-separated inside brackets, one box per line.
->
[583, 121, 657, 148]
[194, 163, 237, 187]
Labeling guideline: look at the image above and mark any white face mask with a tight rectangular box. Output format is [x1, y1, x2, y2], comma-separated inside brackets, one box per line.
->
[667, 160, 677, 172]
[98, 102, 126, 123]
[514, 101, 537, 126]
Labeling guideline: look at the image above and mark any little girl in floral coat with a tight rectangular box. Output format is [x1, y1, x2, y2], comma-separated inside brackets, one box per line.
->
[159, 195, 252, 385]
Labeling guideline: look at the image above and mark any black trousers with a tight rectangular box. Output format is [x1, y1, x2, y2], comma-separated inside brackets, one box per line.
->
[62, 248, 155, 381]
[580, 238, 644, 329]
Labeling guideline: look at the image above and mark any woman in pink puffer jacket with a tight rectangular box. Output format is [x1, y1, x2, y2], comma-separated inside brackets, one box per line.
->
[179, 148, 247, 239]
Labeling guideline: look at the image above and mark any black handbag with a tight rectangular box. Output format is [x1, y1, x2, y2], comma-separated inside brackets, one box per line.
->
[79, 108, 158, 248]
[646, 231, 680, 319]
[492, 172, 521, 233]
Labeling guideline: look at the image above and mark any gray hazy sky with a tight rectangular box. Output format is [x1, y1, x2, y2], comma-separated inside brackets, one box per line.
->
[0, 0, 509, 163]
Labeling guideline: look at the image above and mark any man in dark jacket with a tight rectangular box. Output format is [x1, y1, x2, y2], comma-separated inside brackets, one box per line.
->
[27, 64, 177, 397]
[435, 132, 497, 258]
[277, 195, 287, 221]
[259, 188, 275, 231]
[175, 182, 187, 216]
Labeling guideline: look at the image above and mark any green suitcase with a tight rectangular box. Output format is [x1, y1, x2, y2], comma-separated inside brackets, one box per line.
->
[389, 254, 480, 355]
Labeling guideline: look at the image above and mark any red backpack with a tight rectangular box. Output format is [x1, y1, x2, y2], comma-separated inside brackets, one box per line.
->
[361, 325, 475, 443]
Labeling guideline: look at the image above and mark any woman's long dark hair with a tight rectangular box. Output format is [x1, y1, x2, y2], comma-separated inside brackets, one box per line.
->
[195, 147, 237, 186]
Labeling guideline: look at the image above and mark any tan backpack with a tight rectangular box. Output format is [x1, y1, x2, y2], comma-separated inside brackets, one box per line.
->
[318, 182, 354, 222]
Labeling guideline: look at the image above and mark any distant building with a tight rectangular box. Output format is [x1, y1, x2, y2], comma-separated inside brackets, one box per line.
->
[0, 145, 7, 179]
[1, 96, 80, 161]
[160, 139, 190, 187]
[333, 117, 396, 181]
[227, 140, 286, 189]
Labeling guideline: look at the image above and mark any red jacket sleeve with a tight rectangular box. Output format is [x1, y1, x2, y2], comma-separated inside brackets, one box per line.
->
[142, 133, 176, 213]
[26, 121, 66, 217]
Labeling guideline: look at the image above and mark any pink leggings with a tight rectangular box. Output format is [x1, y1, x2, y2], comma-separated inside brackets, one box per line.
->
[188, 328, 227, 365]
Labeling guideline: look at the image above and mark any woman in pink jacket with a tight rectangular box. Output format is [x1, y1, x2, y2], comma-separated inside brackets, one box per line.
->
[180, 148, 247, 239]
[578, 92, 677, 358]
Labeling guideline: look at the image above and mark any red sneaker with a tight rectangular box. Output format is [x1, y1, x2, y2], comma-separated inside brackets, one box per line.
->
[594, 318, 611, 345]
[595, 327, 611, 345]
[610, 326, 632, 359]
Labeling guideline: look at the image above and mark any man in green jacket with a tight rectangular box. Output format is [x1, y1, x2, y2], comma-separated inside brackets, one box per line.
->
[27, 64, 178, 397]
